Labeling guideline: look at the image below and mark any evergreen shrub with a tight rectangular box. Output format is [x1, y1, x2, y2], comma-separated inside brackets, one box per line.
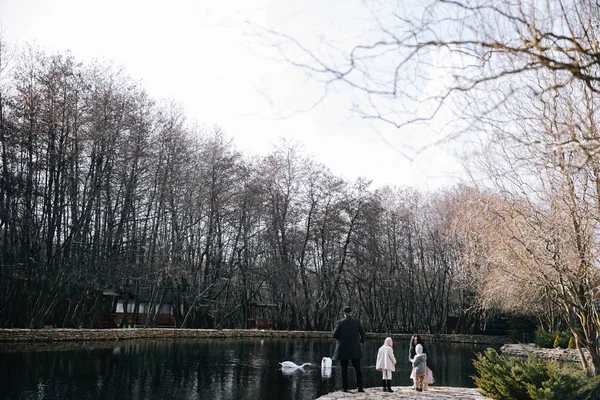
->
[557, 330, 573, 348]
[472, 348, 600, 400]
[507, 315, 537, 342]
[535, 329, 573, 348]
[553, 332, 561, 348]
[534, 329, 556, 348]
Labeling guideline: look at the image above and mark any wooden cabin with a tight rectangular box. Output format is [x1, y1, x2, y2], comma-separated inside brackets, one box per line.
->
[248, 302, 277, 329]
[96, 287, 176, 328]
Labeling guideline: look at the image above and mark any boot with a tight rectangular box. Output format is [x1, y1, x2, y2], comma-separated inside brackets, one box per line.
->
[386, 379, 394, 392]
[382, 380, 387, 391]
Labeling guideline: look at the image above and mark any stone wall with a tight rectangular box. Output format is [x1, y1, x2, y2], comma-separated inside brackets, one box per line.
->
[373, 333, 508, 345]
[0, 328, 508, 344]
[501, 343, 589, 364]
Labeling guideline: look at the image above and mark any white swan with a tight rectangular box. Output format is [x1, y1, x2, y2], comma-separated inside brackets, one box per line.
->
[279, 361, 311, 368]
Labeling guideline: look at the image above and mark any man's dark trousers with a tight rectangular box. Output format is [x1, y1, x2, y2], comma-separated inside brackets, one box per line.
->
[340, 359, 362, 390]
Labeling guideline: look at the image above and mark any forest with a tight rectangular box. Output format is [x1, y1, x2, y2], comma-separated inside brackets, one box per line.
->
[0, 46, 487, 332]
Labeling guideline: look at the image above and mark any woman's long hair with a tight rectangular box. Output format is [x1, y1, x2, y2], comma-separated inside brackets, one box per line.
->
[409, 334, 423, 347]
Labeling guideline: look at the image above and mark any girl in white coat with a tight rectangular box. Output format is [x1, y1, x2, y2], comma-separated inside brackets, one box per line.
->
[375, 337, 397, 392]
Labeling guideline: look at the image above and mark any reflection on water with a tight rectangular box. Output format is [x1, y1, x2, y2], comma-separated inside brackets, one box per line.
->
[321, 367, 332, 379]
[0, 337, 498, 400]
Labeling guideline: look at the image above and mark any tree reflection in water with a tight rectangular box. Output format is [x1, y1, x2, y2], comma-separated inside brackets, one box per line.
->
[0, 338, 497, 400]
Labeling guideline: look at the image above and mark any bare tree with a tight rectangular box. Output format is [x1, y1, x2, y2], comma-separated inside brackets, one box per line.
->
[258, 0, 600, 152]
[453, 73, 600, 375]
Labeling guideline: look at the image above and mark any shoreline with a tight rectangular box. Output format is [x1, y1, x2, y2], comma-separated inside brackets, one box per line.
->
[0, 328, 508, 345]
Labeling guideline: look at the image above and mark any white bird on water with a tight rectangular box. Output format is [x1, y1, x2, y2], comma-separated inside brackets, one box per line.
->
[279, 361, 311, 369]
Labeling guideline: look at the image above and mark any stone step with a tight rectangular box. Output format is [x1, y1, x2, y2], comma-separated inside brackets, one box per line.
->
[316, 386, 491, 400]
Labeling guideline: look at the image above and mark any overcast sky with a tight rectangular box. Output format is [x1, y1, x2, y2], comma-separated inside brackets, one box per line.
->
[0, 0, 468, 190]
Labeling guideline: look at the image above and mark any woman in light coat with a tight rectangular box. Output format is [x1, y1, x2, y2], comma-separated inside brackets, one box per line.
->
[375, 337, 397, 392]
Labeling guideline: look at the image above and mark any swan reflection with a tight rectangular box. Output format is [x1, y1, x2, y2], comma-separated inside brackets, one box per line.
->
[321, 366, 332, 378]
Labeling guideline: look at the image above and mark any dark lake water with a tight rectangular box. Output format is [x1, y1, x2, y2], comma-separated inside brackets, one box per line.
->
[0, 338, 497, 400]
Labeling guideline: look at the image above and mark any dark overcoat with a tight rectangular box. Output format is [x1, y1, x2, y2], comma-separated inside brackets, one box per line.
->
[332, 316, 366, 360]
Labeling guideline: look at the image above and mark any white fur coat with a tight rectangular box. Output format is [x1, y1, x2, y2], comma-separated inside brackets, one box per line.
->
[376, 344, 397, 371]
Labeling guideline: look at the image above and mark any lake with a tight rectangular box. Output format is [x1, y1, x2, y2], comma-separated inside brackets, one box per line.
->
[0, 338, 497, 400]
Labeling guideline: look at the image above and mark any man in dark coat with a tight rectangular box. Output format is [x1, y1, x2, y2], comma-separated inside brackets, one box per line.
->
[332, 306, 366, 392]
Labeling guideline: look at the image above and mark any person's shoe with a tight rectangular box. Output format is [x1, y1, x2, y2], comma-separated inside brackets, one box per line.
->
[357, 388, 365, 392]
[382, 380, 387, 391]
[386, 380, 394, 392]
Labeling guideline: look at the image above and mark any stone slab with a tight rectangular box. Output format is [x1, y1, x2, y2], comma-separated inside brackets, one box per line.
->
[316, 386, 490, 400]
[501, 343, 587, 364]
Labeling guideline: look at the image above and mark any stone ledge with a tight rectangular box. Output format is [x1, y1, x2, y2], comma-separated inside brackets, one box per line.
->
[316, 386, 491, 399]
[501, 343, 588, 364]
[0, 328, 508, 345]
[0, 328, 331, 342]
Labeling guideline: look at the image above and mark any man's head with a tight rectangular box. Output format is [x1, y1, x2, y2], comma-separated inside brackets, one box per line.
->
[343, 306, 352, 316]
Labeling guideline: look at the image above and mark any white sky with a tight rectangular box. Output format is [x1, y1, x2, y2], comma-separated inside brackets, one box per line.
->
[0, 0, 469, 191]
